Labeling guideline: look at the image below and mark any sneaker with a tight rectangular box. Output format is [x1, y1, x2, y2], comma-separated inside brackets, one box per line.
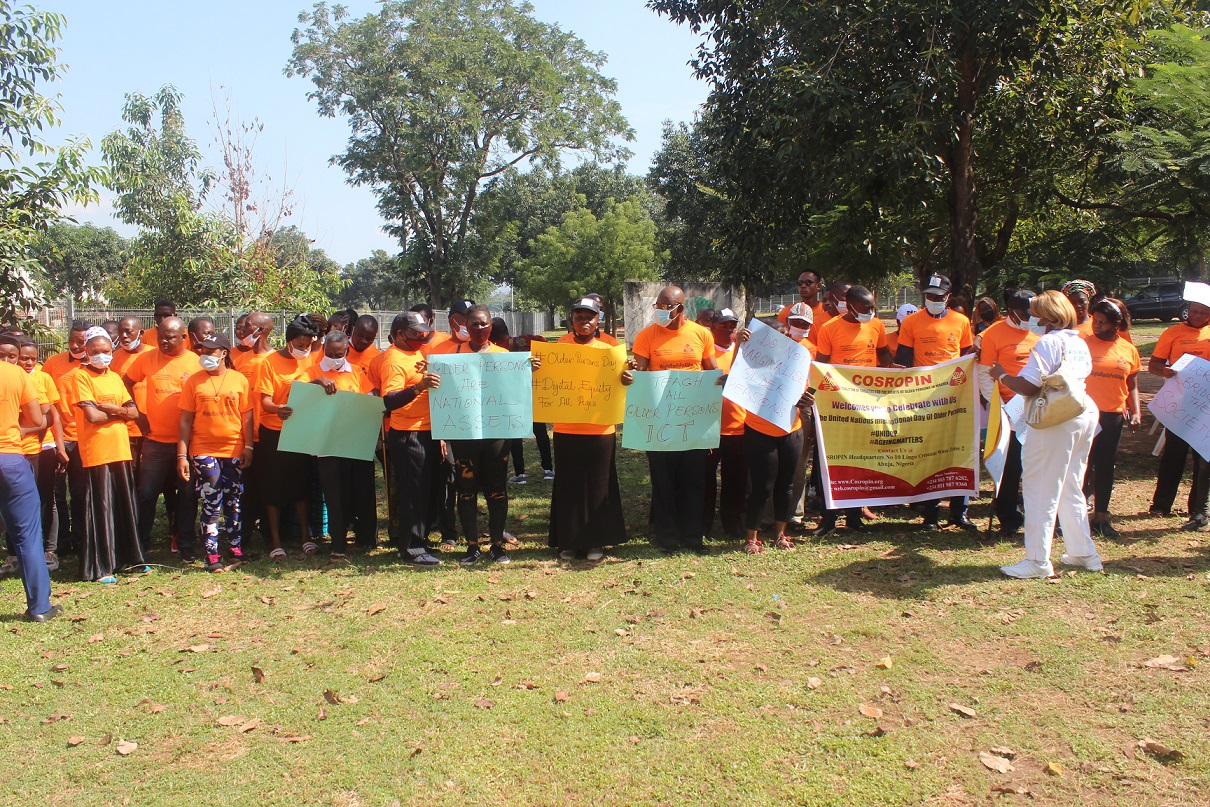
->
[543, 469, 555, 481]
[179, 549, 196, 564]
[439, 539, 457, 552]
[170, 532, 179, 553]
[744, 539, 765, 554]
[586, 548, 604, 561]
[302, 541, 320, 555]
[0, 556, 19, 575]
[405, 549, 442, 567]
[508, 473, 527, 485]
[44, 552, 59, 572]
[920, 520, 941, 531]
[1060, 553, 1103, 572]
[1000, 559, 1054, 579]
[558, 550, 576, 560]
[205, 554, 224, 573]
[228, 547, 247, 561]
[459, 547, 482, 566]
[489, 544, 511, 564]
[813, 520, 837, 537]
[1181, 514, 1209, 532]
[771, 534, 796, 551]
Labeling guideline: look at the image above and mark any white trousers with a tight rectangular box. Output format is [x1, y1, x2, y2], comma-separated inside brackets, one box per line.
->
[1020, 403, 1099, 564]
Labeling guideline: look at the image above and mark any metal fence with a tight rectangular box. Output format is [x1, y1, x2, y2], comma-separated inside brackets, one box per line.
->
[753, 285, 920, 316]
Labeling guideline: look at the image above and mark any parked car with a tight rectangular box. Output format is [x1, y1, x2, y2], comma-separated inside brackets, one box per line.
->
[1124, 282, 1188, 322]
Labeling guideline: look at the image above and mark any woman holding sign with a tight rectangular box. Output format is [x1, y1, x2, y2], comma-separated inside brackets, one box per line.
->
[549, 297, 630, 561]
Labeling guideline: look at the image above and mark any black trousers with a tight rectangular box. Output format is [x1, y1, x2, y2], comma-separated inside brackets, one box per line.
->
[136, 439, 196, 552]
[921, 496, 969, 523]
[511, 423, 552, 475]
[743, 426, 803, 530]
[35, 447, 59, 553]
[647, 449, 708, 550]
[993, 430, 1025, 524]
[387, 429, 445, 552]
[813, 442, 862, 526]
[1152, 430, 1200, 515]
[316, 457, 376, 553]
[451, 439, 509, 545]
[703, 433, 747, 536]
[1085, 411, 1125, 514]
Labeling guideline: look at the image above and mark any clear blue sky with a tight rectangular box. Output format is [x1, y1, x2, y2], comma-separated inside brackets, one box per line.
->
[41, 0, 710, 265]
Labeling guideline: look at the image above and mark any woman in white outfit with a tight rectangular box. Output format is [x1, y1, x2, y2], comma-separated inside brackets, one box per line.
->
[989, 290, 1102, 579]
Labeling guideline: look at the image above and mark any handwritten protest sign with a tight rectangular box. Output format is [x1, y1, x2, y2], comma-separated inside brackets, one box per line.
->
[530, 342, 628, 424]
[279, 381, 385, 461]
[428, 352, 534, 440]
[1148, 354, 1210, 461]
[811, 356, 978, 508]
[723, 318, 812, 432]
[620, 370, 722, 451]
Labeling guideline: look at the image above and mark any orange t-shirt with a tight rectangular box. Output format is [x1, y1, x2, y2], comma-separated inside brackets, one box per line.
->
[421, 332, 453, 355]
[231, 347, 272, 382]
[41, 350, 83, 384]
[886, 331, 899, 354]
[180, 369, 252, 458]
[125, 350, 203, 444]
[552, 333, 621, 436]
[0, 362, 38, 455]
[744, 338, 817, 436]
[298, 363, 375, 394]
[977, 319, 1038, 402]
[426, 340, 508, 356]
[254, 351, 311, 432]
[777, 301, 831, 328]
[372, 347, 432, 432]
[595, 331, 620, 347]
[715, 345, 746, 437]
[1153, 322, 1210, 366]
[1075, 318, 1094, 338]
[896, 310, 973, 366]
[632, 321, 715, 371]
[71, 367, 133, 467]
[1084, 335, 1140, 414]
[54, 366, 84, 443]
[813, 317, 887, 368]
[347, 344, 382, 369]
[22, 370, 59, 456]
[110, 343, 154, 440]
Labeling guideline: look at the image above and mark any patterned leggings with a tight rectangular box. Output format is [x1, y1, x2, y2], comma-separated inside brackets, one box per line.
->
[192, 456, 243, 556]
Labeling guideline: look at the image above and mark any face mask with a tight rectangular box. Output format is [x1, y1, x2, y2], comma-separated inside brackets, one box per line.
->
[855, 311, 875, 324]
[240, 331, 259, 348]
[788, 326, 808, 340]
[319, 356, 346, 373]
[835, 301, 848, 313]
[924, 299, 947, 316]
[88, 353, 113, 369]
[69, 346, 86, 359]
[454, 326, 470, 341]
[653, 309, 674, 327]
[1026, 316, 1048, 336]
[126, 338, 142, 352]
[289, 346, 311, 360]
[1007, 313, 1028, 330]
[199, 354, 223, 371]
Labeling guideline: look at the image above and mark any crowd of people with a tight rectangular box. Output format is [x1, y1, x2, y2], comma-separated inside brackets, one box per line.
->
[0, 271, 1204, 620]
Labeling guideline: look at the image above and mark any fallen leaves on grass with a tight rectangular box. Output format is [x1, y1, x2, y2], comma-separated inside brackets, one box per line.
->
[182, 644, 212, 654]
[858, 703, 883, 719]
[1044, 761, 1063, 776]
[136, 699, 166, 714]
[52, 663, 68, 672]
[991, 785, 1030, 796]
[554, 690, 570, 702]
[474, 698, 494, 710]
[1138, 738, 1184, 763]
[949, 703, 977, 719]
[42, 713, 70, 724]
[88, 633, 104, 644]
[581, 672, 602, 684]
[201, 585, 221, 599]
[323, 689, 343, 705]
[251, 666, 265, 684]
[366, 604, 387, 616]
[67, 736, 85, 747]
[115, 740, 137, 756]
[978, 751, 1014, 773]
[1142, 654, 1189, 672]
[238, 718, 261, 733]
[806, 677, 822, 690]
[875, 656, 893, 670]
[217, 715, 245, 726]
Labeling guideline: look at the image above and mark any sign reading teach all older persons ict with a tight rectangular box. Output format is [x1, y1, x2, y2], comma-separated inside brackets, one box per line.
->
[1148, 354, 1210, 462]
[723, 318, 813, 432]
[530, 342, 628, 425]
[811, 355, 979, 508]
[428, 352, 534, 440]
[621, 370, 723, 451]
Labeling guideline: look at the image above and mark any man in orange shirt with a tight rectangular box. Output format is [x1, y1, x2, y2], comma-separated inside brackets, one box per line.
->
[977, 290, 1037, 534]
[1148, 289, 1210, 516]
[111, 316, 155, 469]
[632, 285, 720, 554]
[703, 308, 746, 539]
[124, 317, 203, 560]
[895, 274, 978, 531]
[347, 315, 382, 368]
[141, 299, 176, 343]
[778, 270, 831, 329]
[42, 319, 91, 554]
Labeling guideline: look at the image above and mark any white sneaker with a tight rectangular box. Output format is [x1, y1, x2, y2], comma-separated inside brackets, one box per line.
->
[586, 549, 604, 561]
[1000, 559, 1054, 579]
[508, 473, 527, 485]
[558, 550, 575, 560]
[1060, 553, 1103, 571]
[543, 469, 555, 481]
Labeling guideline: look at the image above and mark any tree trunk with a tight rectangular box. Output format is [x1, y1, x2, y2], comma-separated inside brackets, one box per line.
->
[945, 46, 980, 293]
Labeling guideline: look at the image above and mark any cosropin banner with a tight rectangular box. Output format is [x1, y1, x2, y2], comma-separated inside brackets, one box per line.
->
[810, 355, 979, 508]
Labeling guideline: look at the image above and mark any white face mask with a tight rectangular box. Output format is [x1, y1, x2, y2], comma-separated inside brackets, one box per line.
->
[835, 301, 848, 313]
[454, 326, 470, 341]
[653, 308, 675, 328]
[788, 326, 809, 340]
[240, 331, 259, 349]
[126, 338, 142, 352]
[1007, 313, 1028, 330]
[199, 354, 223, 371]
[319, 355, 347, 373]
[1026, 316, 1048, 336]
[88, 353, 113, 369]
[289, 345, 311, 360]
[855, 311, 875, 324]
[69, 346, 86, 359]
[924, 299, 948, 316]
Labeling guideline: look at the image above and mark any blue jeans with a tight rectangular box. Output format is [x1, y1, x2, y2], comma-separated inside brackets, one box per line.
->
[0, 453, 51, 615]
[137, 440, 196, 552]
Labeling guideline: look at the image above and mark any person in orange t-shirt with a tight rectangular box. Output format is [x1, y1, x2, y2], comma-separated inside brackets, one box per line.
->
[298, 331, 380, 558]
[253, 314, 321, 559]
[178, 335, 253, 572]
[777, 270, 832, 329]
[124, 317, 202, 560]
[1062, 279, 1097, 339]
[702, 308, 747, 541]
[1081, 299, 1141, 538]
[347, 315, 382, 368]
[631, 286, 721, 554]
[111, 316, 154, 467]
[549, 298, 630, 560]
[42, 320, 91, 556]
[71, 328, 145, 583]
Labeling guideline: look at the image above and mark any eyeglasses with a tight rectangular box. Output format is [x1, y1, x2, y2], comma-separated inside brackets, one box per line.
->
[652, 302, 682, 311]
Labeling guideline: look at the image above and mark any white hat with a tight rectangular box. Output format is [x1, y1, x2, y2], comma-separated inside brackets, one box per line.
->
[896, 303, 919, 322]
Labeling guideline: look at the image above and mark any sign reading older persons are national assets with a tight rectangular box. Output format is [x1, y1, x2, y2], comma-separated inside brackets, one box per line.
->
[428, 352, 534, 440]
[530, 341, 628, 425]
[723, 318, 813, 433]
[621, 370, 723, 451]
[811, 355, 979, 508]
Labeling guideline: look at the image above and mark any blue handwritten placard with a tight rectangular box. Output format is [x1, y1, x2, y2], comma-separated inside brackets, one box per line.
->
[621, 370, 722, 451]
[428, 352, 533, 440]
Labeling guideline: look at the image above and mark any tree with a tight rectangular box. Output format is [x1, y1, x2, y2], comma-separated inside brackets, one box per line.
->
[0, 1, 105, 323]
[32, 223, 126, 305]
[286, 0, 634, 308]
[648, 0, 1163, 292]
[332, 249, 411, 310]
[516, 199, 662, 330]
[646, 119, 728, 282]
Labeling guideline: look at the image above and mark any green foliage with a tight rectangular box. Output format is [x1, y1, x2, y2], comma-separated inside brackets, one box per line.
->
[32, 222, 126, 304]
[286, 0, 634, 307]
[516, 198, 662, 326]
[0, 1, 105, 322]
[333, 249, 410, 310]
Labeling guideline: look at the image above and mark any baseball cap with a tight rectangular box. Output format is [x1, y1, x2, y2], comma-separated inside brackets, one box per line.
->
[448, 299, 475, 318]
[196, 334, 232, 351]
[896, 303, 919, 321]
[571, 297, 602, 315]
[923, 274, 953, 295]
[715, 307, 739, 324]
[402, 311, 433, 333]
[787, 303, 814, 324]
[1003, 289, 1035, 312]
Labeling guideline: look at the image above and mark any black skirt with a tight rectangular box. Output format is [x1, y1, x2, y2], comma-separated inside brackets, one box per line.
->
[78, 461, 144, 581]
[256, 425, 311, 507]
[549, 433, 628, 551]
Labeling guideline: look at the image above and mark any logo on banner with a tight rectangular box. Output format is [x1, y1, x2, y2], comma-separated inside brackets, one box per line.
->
[949, 367, 968, 387]
[818, 372, 840, 392]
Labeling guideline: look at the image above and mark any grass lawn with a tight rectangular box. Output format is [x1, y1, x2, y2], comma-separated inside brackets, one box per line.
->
[2, 319, 1207, 806]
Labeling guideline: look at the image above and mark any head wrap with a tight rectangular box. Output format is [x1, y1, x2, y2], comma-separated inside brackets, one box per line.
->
[1061, 279, 1097, 299]
[285, 314, 319, 342]
[82, 326, 112, 345]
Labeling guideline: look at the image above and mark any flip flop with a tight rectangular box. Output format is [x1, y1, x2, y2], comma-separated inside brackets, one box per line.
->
[269, 547, 287, 561]
[99, 575, 117, 584]
[302, 541, 320, 555]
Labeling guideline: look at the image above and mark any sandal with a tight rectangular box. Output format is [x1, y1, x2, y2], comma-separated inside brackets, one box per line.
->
[302, 541, 319, 555]
[771, 534, 796, 551]
[99, 575, 117, 584]
[744, 539, 765, 554]
[269, 547, 287, 561]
